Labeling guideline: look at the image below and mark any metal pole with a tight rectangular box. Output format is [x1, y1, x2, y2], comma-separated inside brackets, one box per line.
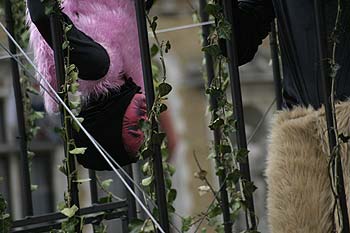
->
[125, 165, 137, 221]
[134, 0, 170, 232]
[313, 0, 350, 232]
[49, 12, 80, 210]
[4, 0, 34, 217]
[199, 0, 232, 232]
[222, 0, 257, 230]
[89, 170, 98, 204]
[269, 21, 283, 110]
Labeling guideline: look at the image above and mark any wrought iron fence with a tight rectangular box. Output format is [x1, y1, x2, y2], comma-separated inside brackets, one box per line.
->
[0, 0, 348, 232]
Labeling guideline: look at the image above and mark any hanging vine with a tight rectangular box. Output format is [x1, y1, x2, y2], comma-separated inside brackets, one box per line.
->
[10, 0, 44, 192]
[184, 1, 259, 232]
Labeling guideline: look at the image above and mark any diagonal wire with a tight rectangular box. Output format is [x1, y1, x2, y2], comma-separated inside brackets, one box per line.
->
[247, 98, 276, 144]
[151, 21, 214, 35]
[0, 43, 61, 106]
[0, 39, 160, 211]
[0, 22, 166, 233]
[0, 25, 186, 233]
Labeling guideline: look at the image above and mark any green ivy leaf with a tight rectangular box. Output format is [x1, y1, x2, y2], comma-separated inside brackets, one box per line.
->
[69, 82, 79, 94]
[181, 216, 192, 232]
[158, 83, 172, 97]
[151, 44, 159, 57]
[31, 184, 39, 192]
[205, 4, 222, 18]
[217, 19, 232, 40]
[165, 40, 171, 53]
[142, 219, 155, 232]
[72, 117, 84, 132]
[339, 133, 350, 143]
[141, 147, 153, 158]
[159, 103, 168, 113]
[167, 164, 176, 176]
[165, 177, 172, 189]
[236, 148, 249, 163]
[69, 147, 87, 155]
[99, 196, 112, 204]
[209, 118, 224, 130]
[64, 24, 73, 33]
[60, 205, 79, 218]
[202, 44, 221, 58]
[142, 176, 153, 187]
[243, 180, 257, 198]
[208, 205, 222, 218]
[150, 16, 158, 31]
[167, 189, 177, 203]
[58, 164, 67, 175]
[219, 144, 231, 154]
[101, 179, 113, 190]
[128, 219, 144, 233]
[62, 40, 70, 50]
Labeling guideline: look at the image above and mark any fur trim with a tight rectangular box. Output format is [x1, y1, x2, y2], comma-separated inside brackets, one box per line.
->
[266, 102, 350, 232]
[28, 0, 143, 113]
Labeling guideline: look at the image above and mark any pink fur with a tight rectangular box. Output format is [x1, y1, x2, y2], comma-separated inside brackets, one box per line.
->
[28, 0, 144, 113]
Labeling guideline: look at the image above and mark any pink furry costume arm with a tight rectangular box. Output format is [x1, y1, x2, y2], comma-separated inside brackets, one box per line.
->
[27, 0, 148, 169]
[28, 0, 145, 113]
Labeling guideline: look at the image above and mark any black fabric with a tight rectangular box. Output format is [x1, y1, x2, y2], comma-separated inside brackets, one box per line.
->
[73, 78, 141, 171]
[231, 0, 350, 109]
[27, 0, 110, 80]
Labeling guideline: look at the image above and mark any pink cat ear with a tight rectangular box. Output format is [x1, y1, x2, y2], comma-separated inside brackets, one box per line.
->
[122, 93, 147, 155]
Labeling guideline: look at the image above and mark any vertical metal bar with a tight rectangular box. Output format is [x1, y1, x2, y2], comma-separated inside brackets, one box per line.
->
[0, 99, 6, 142]
[134, 0, 170, 232]
[222, 0, 257, 230]
[89, 170, 98, 204]
[269, 21, 283, 110]
[125, 165, 137, 221]
[89, 170, 98, 233]
[313, 0, 350, 232]
[199, 0, 232, 232]
[121, 216, 129, 233]
[4, 0, 34, 217]
[49, 12, 80, 210]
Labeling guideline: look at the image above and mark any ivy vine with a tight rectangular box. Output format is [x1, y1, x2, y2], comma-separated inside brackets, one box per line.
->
[181, 1, 259, 232]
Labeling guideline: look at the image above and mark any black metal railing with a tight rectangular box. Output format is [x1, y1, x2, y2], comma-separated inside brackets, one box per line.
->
[2, 0, 347, 232]
[2, 1, 135, 232]
[314, 0, 350, 232]
[4, 0, 33, 217]
[134, 0, 171, 232]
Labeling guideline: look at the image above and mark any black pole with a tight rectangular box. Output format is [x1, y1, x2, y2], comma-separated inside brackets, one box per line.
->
[49, 13, 80, 210]
[134, 1, 170, 232]
[125, 165, 137, 221]
[4, 0, 34, 217]
[222, 0, 257, 230]
[89, 170, 98, 204]
[269, 21, 283, 110]
[199, 0, 232, 232]
[313, 0, 350, 232]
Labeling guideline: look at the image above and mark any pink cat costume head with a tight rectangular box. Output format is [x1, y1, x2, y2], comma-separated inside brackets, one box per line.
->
[28, 0, 146, 157]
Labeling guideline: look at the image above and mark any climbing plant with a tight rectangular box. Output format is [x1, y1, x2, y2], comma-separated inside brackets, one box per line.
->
[0, 194, 11, 233]
[181, 1, 260, 232]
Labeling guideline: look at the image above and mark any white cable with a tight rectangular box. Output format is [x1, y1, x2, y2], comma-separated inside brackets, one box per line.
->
[0, 52, 34, 61]
[149, 20, 214, 35]
[0, 22, 165, 233]
[2, 41, 163, 227]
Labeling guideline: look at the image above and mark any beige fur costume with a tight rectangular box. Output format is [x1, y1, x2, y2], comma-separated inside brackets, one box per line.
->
[266, 102, 350, 232]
